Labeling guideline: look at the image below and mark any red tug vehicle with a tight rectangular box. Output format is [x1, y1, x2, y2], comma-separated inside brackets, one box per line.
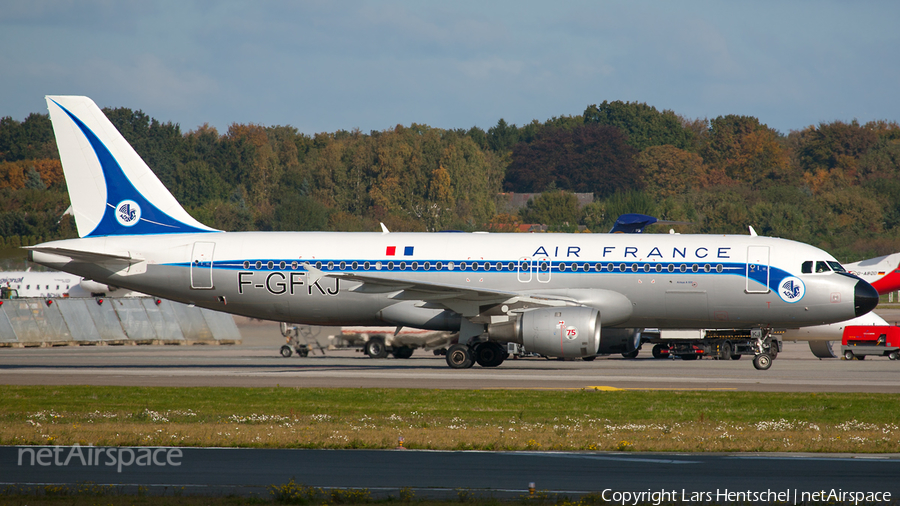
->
[841, 326, 900, 361]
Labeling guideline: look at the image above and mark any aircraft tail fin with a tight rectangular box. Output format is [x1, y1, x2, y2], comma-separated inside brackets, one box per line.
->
[45, 96, 218, 238]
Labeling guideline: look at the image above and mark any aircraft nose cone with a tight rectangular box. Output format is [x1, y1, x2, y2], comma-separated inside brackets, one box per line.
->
[855, 279, 879, 317]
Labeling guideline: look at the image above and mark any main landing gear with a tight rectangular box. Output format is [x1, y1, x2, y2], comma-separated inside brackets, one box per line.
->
[445, 341, 508, 369]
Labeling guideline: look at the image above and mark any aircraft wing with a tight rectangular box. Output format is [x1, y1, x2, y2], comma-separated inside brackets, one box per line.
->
[305, 265, 569, 317]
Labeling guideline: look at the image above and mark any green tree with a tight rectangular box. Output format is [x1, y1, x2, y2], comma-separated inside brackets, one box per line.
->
[23, 166, 45, 190]
[0, 113, 56, 162]
[796, 120, 878, 178]
[519, 191, 581, 228]
[487, 119, 519, 153]
[583, 101, 693, 151]
[504, 124, 641, 197]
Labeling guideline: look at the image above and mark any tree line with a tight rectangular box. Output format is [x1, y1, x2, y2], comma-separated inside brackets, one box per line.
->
[1, 100, 899, 262]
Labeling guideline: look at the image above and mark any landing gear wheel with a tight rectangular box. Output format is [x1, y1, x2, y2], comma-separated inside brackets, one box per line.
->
[391, 346, 414, 359]
[582, 355, 596, 361]
[730, 353, 742, 360]
[446, 344, 474, 369]
[364, 338, 388, 359]
[622, 349, 639, 359]
[719, 341, 733, 360]
[280, 345, 293, 358]
[651, 344, 668, 359]
[889, 351, 899, 361]
[474, 342, 507, 367]
[298, 347, 309, 358]
[843, 350, 855, 361]
[753, 353, 772, 370]
[767, 341, 778, 359]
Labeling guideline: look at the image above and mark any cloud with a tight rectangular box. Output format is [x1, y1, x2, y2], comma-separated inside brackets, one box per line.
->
[80, 55, 220, 110]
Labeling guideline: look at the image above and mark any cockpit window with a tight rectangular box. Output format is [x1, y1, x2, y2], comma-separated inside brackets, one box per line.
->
[801, 261, 812, 274]
[815, 261, 831, 273]
[827, 261, 846, 273]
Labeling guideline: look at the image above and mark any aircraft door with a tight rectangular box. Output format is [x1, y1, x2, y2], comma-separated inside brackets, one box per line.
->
[537, 258, 552, 283]
[190, 242, 216, 290]
[517, 257, 532, 283]
[745, 245, 770, 293]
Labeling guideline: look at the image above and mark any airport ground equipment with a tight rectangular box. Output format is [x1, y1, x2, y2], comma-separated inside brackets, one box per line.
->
[642, 328, 781, 370]
[277, 324, 453, 358]
[841, 325, 900, 360]
[279, 322, 329, 357]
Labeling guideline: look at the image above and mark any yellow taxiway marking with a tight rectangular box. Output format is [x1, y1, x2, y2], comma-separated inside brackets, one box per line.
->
[483, 386, 737, 391]
[586, 386, 737, 391]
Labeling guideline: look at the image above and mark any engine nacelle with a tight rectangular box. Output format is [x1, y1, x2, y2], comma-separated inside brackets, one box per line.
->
[487, 306, 601, 358]
[78, 279, 113, 295]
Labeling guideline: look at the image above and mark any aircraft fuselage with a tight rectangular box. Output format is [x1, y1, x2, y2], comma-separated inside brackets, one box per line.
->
[31, 231, 869, 331]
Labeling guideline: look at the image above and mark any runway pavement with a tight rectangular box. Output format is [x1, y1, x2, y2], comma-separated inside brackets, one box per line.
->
[3, 446, 899, 500]
[0, 317, 898, 392]
[3, 316, 900, 501]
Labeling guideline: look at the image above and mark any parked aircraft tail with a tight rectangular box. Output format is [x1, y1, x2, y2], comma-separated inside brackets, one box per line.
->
[846, 252, 900, 295]
[45, 96, 218, 238]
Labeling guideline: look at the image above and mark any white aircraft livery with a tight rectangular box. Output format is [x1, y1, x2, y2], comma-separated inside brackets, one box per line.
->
[845, 252, 900, 295]
[0, 270, 79, 298]
[27, 96, 879, 369]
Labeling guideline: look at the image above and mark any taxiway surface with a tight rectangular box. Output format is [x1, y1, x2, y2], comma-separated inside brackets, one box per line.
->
[1, 317, 899, 392]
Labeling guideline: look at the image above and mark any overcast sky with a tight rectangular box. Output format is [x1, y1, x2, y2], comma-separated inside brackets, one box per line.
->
[2, 1, 898, 136]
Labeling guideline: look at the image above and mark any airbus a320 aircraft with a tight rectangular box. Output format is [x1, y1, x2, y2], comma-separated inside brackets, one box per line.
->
[27, 96, 879, 370]
[845, 253, 900, 295]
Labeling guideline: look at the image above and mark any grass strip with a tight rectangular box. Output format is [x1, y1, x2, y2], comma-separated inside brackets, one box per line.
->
[0, 480, 602, 506]
[1, 386, 898, 452]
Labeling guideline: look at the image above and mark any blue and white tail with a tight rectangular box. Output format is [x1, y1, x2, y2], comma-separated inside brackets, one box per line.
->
[46, 96, 219, 238]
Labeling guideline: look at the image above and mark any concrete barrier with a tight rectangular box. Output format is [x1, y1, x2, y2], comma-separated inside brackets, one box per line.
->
[0, 298, 241, 346]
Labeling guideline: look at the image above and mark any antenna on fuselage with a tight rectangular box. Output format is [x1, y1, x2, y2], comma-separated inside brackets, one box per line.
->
[380, 223, 390, 234]
[749, 226, 758, 237]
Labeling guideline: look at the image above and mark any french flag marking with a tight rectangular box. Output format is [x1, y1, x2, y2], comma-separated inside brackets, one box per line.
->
[385, 246, 414, 256]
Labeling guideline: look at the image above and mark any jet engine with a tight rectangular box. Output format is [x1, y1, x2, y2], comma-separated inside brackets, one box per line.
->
[78, 279, 114, 295]
[487, 306, 601, 358]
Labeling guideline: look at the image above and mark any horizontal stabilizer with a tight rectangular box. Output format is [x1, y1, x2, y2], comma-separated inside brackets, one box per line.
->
[25, 246, 142, 265]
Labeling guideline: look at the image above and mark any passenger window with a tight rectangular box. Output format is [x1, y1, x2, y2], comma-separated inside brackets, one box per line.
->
[801, 261, 812, 274]
[815, 261, 830, 273]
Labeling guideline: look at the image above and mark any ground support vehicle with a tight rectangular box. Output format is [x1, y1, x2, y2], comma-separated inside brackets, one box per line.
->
[279, 322, 332, 357]
[278, 324, 453, 359]
[841, 325, 900, 360]
[642, 328, 782, 370]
